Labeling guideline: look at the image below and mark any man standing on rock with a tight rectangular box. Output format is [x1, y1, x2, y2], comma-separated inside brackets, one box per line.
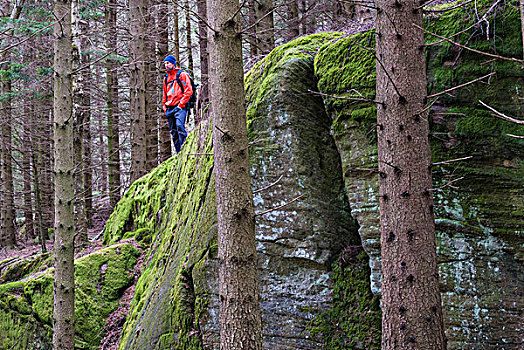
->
[162, 55, 193, 154]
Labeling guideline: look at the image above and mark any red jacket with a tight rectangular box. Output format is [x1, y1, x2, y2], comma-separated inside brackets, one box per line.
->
[162, 68, 193, 112]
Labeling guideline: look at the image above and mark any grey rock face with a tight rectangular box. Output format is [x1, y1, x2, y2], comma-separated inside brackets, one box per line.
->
[247, 57, 360, 349]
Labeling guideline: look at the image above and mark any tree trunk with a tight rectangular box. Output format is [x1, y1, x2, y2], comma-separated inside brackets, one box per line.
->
[53, 0, 76, 348]
[185, 0, 194, 74]
[129, 0, 148, 183]
[173, 0, 181, 63]
[41, 101, 54, 234]
[0, 0, 18, 247]
[22, 106, 35, 240]
[145, 5, 159, 170]
[106, 0, 122, 207]
[247, 0, 258, 58]
[520, 0, 524, 67]
[72, 0, 88, 245]
[0, 65, 16, 247]
[375, 0, 446, 349]
[157, 0, 172, 161]
[255, 0, 275, 55]
[207, 0, 263, 348]
[30, 104, 47, 252]
[197, 0, 209, 117]
[287, 0, 299, 41]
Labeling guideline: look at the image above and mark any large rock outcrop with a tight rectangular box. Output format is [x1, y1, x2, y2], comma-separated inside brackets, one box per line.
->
[1, 2, 522, 349]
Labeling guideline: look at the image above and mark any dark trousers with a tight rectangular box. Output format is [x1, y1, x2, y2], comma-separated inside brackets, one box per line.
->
[166, 106, 188, 153]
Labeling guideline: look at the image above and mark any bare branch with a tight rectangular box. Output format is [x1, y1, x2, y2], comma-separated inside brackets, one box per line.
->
[507, 134, 524, 139]
[424, 0, 474, 12]
[253, 175, 283, 194]
[427, 72, 496, 99]
[432, 156, 473, 166]
[185, 152, 214, 156]
[428, 176, 464, 191]
[255, 194, 304, 217]
[307, 89, 382, 105]
[415, 23, 523, 64]
[479, 100, 524, 125]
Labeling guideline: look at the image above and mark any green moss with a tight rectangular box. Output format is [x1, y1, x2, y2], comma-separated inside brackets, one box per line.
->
[0, 252, 52, 284]
[306, 247, 381, 349]
[103, 157, 174, 244]
[0, 243, 139, 349]
[113, 122, 217, 350]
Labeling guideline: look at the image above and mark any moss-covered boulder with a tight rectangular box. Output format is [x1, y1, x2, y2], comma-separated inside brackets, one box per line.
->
[104, 35, 380, 347]
[0, 243, 139, 349]
[313, 1, 523, 348]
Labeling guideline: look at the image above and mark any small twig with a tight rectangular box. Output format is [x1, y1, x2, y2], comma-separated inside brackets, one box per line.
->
[0, 20, 57, 56]
[432, 156, 473, 166]
[415, 24, 523, 63]
[253, 174, 283, 194]
[308, 89, 382, 105]
[479, 100, 524, 125]
[507, 134, 524, 139]
[186, 152, 214, 156]
[428, 177, 464, 191]
[427, 72, 496, 99]
[214, 125, 227, 135]
[424, 0, 474, 12]
[72, 51, 112, 74]
[255, 194, 304, 217]
[416, 96, 440, 115]
[226, 0, 248, 27]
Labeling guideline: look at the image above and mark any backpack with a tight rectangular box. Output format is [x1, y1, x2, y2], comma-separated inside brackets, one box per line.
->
[164, 69, 198, 112]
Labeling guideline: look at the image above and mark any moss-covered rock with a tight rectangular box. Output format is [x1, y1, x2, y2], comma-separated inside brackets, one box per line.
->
[313, 1, 523, 348]
[0, 243, 139, 349]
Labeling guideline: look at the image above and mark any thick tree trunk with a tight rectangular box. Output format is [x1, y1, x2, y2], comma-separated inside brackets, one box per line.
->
[129, 0, 148, 183]
[145, 6, 159, 169]
[157, 0, 172, 161]
[106, 0, 122, 207]
[375, 0, 446, 349]
[197, 0, 209, 117]
[207, 0, 263, 348]
[255, 0, 275, 55]
[53, 0, 76, 348]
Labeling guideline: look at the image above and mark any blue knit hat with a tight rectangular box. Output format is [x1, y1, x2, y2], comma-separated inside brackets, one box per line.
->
[164, 55, 177, 66]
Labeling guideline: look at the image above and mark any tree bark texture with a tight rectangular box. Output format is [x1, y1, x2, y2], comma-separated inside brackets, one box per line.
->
[197, 0, 209, 115]
[207, 0, 263, 347]
[286, 0, 300, 41]
[254, 0, 275, 55]
[22, 107, 35, 239]
[0, 0, 17, 247]
[106, 0, 122, 207]
[185, 0, 194, 75]
[375, 0, 446, 349]
[145, 5, 159, 170]
[173, 0, 181, 63]
[129, 0, 148, 183]
[157, 0, 172, 161]
[0, 66, 16, 247]
[72, 0, 88, 245]
[53, 0, 76, 348]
